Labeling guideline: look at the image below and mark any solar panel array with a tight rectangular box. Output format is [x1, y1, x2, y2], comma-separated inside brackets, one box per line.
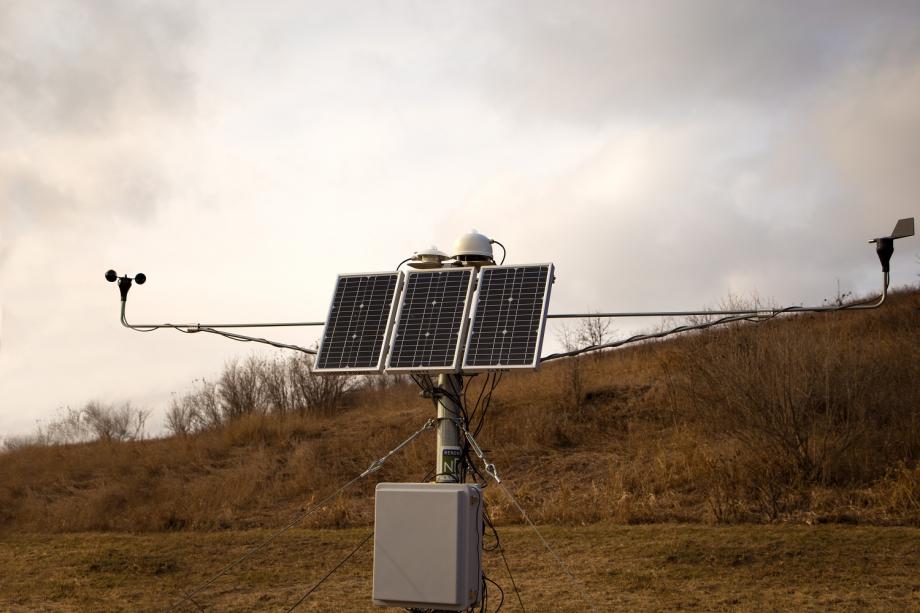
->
[463, 264, 553, 370]
[314, 264, 554, 374]
[314, 272, 401, 372]
[387, 268, 475, 372]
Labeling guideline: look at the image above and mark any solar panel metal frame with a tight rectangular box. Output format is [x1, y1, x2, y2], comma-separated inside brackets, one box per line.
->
[314, 271, 404, 374]
[462, 263, 554, 372]
[385, 267, 476, 374]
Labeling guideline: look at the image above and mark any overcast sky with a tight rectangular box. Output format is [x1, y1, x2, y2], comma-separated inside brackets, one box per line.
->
[1, 1, 918, 437]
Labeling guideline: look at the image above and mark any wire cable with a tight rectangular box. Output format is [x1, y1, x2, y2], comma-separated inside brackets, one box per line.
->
[459, 426, 598, 613]
[541, 274, 889, 363]
[178, 325, 317, 354]
[496, 540, 524, 612]
[484, 574, 504, 612]
[121, 302, 317, 355]
[168, 474, 366, 611]
[168, 418, 435, 611]
[491, 240, 507, 265]
[483, 504, 525, 611]
[284, 531, 374, 612]
[494, 480, 598, 613]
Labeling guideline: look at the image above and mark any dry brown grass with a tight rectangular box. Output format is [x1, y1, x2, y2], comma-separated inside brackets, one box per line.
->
[2, 524, 920, 611]
[1, 288, 919, 533]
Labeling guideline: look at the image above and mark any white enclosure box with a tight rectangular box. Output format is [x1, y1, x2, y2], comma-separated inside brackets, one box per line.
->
[373, 483, 482, 610]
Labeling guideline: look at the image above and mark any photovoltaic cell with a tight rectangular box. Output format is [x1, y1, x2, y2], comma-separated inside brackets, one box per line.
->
[463, 264, 553, 370]
[314, 272, 401, 372]
[387, 268, 475, 372]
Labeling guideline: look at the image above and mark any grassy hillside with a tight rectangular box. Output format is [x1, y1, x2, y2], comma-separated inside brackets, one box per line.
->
[1, 288, 919, 533]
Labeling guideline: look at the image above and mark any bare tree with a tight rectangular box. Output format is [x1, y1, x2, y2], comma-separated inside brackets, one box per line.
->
[576, 314, 613, 360]
[577, 314, 612, 347]
[555, 323, 584, 412]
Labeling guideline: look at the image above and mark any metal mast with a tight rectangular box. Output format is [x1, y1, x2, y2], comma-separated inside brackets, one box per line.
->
[434, 374, 463, 483]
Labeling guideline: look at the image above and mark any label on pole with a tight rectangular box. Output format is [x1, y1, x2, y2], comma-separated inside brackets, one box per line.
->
[441, 447, 462, 477]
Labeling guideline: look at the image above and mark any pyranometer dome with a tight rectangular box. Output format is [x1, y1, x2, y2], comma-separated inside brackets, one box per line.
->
[451, 229, 493, 262]
[408, 246, 450, 269]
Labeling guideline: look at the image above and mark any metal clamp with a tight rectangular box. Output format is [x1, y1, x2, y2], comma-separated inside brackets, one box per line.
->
[457, 422, 501, 484]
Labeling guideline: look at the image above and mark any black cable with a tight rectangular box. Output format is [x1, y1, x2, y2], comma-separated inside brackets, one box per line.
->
[174, 325, 316, 355]
[475, 373, 502, 437]
[541, 280, 890, 363]
[491, 240, 507, 265]
[284, 531, 374, 612]
[481, 502, 523, 610]
[467, 373, 492, 430]
[463, 373, 479, 412]
[395, 257, 413, 270]
[489, 523, 524, 611]
[169, 419, 435, 610]
[496, 545, 522, 612]
[168, 472, 367, 610]
[121, 303, 317, 354]
[484, 574, 504, 612]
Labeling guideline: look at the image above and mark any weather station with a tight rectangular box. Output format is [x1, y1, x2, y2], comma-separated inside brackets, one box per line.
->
[105, 219, 914, 612]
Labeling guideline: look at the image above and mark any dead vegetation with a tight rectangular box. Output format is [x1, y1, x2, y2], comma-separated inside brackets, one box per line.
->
[0, 288, 918, 532]
[3, 524, 920, 611]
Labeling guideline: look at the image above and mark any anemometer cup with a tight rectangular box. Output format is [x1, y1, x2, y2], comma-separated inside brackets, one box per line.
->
[105, 269, 146, 301]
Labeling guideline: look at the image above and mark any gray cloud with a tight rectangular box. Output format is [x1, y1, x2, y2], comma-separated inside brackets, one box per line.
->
[474, 1, 920, 121]
[0, 0, 199, 247]
[0, 0, 196, 133]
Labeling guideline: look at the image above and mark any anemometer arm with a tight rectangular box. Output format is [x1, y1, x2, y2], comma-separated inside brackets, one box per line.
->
[541, 271, 889, 362]
[107, 270, 319, 355]
[541, 217, 914, 363]
[544, 275, 890, 321]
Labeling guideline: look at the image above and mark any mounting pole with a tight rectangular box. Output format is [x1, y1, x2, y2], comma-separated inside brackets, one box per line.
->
[435, 374, 463, 483]
[427, 230, 498, 486]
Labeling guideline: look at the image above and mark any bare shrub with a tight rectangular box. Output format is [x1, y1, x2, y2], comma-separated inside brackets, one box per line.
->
[165, 396, 197, 437]
[680, 321, 877, 484]
[82, 401, 148, 442]
[288, 354, 352, 415]
[219, 356, 265, 419]
[678, 296, 916, 506]
[260, 355, 294, 416]
[2, 434, 48, 452]
[166, 379, 222, 434]
[41, 406, 89, 444]
[875, 462, 920, 516]
[8, 402, 149, 446]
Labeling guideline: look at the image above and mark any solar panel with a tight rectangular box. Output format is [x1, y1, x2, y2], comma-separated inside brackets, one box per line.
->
[314, 272, 402, 373]
[386, 268, 475, 373]
[463, 264, 554, 371]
